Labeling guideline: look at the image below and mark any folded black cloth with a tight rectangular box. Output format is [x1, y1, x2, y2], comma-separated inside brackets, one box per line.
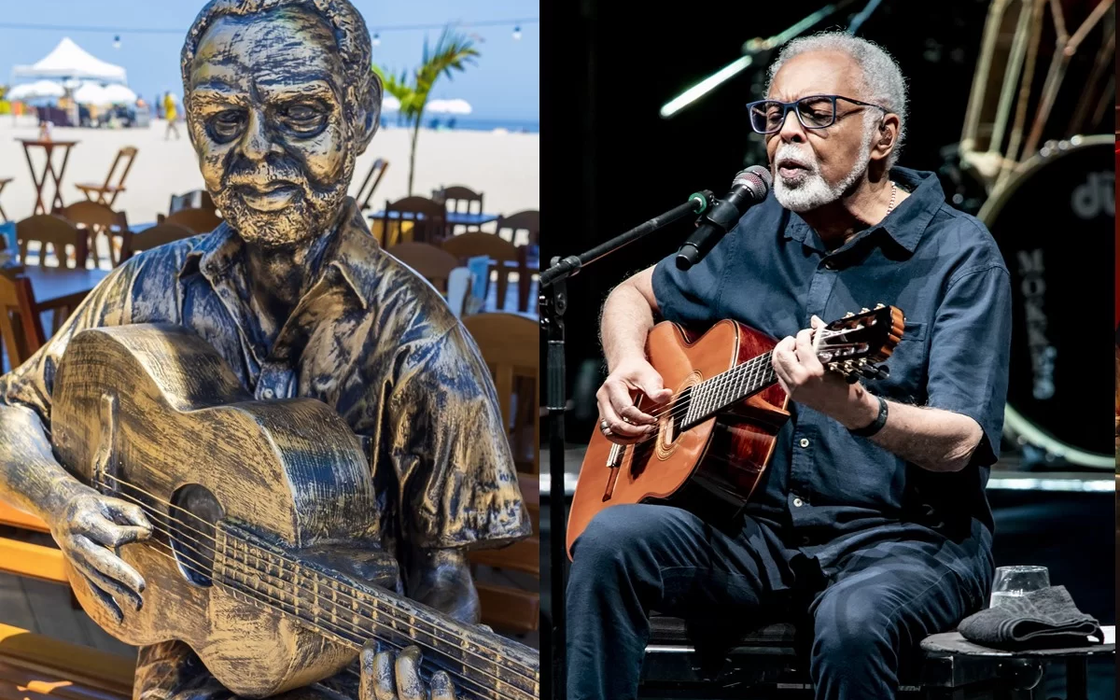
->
[958, 585, 1104, 649]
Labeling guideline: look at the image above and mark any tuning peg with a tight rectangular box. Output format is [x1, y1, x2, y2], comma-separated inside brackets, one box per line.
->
[859, 363, 890, 381]
[860, 307, 869, 313]
[844, 311, 855, 318]
[875, 303, 885, 309]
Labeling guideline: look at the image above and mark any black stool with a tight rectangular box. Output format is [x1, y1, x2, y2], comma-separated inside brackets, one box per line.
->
[920, 630, 1115, 700]
[639, 615, 926, 699]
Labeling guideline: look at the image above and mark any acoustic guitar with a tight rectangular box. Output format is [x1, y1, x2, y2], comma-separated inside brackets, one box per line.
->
[49, 324, 537, 700]
[566, 305, 904, 559]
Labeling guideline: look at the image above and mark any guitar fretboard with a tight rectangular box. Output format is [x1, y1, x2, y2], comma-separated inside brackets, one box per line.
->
[682, 353, 776, 429]
[214, 525, 538, 700]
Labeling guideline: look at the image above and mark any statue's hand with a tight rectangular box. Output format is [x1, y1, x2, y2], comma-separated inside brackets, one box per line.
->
[358, 643, 455, 700]
[48, 487, 152, 623]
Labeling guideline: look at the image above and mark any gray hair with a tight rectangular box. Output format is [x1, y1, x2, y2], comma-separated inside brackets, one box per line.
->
[765, 32, 908, 168]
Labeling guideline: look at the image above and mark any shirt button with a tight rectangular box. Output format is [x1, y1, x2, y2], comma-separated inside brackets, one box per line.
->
[801, 536, 811, 545]
[824, 261, 836, 270]
[793, 497, 804, 507]
[262, 388, 275, 399]
[799, 438, 810, 448]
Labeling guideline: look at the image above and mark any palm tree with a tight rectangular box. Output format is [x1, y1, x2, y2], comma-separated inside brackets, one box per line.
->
[374, 26, 480, 196]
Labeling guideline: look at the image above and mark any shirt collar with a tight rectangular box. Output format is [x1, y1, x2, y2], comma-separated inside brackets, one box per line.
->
[779, 166, 943, 255]
[178, 197, 379, 309]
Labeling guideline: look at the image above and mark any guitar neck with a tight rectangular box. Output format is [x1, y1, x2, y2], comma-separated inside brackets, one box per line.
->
[680, 352, 776, 430]
[213, 523, 538, 700]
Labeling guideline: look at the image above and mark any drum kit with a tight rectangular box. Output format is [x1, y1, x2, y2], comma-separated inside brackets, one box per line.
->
[955, 0, 1115, 469]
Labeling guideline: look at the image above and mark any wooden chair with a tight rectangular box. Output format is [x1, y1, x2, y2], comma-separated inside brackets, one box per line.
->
[0, 177, 11, 222]
[356, 158, 389, 212]
[0, 273, 45, 369]
[385, 242, 460, 295]
[0, 502, 135, 699]
[53, 201, 129, 269]
[461, 311, 539, 475]
[495, 210, 540, 247]
[435, 185, 484, 234]
[460, 313, 540, 635]
[441, 232, 522, 312]
[168, 189, 215, 214]
[15, 215, 88, 269]
[119, 223, 197, 263]
[74, 146, 138, 208]
[375, 196, 447, 246]
[156, 207, 223, 235]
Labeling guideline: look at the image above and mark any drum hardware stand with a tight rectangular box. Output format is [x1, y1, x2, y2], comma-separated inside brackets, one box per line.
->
[959, 0, 1115, 194]
[538, 190, 714, 700]
[1018, 0, 1115, 169]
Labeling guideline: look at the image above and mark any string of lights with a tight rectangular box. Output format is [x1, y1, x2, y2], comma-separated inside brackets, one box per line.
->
[0, 18, 538, 35]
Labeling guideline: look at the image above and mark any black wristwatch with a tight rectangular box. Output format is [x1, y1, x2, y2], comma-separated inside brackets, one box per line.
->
[849, 394, 888, 437]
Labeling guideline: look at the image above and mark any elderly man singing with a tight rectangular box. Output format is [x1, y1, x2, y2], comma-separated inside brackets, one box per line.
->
[567, 32, 1011, 700]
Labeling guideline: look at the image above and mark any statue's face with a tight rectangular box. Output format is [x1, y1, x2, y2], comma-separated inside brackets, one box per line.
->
[186, 7, 355, 248]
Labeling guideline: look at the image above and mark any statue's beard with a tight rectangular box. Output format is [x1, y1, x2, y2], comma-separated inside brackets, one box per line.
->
[214, 158, 351, 248]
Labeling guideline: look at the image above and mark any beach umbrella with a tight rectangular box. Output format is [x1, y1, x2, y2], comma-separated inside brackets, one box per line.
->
[382, 95, 401, 111]
[428, 98, 472, 115]
[8, 80, 65, 100]
[73, 82, 110, 105]
[443, 99, 472, 115]
[102, 84, 138, 104]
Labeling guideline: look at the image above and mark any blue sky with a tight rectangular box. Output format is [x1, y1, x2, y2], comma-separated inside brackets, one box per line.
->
[0, 0, 539, 122]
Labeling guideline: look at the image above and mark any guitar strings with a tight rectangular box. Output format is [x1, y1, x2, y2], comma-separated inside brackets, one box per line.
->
[92, 488, 532, 700]
[94, 475, 538, 690]
[97, 476, 538, 690]
[618, 329, 865, 440]
[616, 354, 774, 449]
[635, 326, 859, 426]
[103, 522, 525, 700]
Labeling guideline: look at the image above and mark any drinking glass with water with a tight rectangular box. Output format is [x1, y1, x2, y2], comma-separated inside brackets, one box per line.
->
[989, 565, 1049, 608]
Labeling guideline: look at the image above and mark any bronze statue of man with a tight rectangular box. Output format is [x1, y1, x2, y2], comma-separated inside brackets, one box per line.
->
[0, 1, 531, 698]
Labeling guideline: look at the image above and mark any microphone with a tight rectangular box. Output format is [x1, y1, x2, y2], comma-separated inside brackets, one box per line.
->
[675, 165, 772, 270]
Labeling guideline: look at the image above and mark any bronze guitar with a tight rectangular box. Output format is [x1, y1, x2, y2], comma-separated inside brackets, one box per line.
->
[50, 324, 537, 700]
[566, 305, 904, 559]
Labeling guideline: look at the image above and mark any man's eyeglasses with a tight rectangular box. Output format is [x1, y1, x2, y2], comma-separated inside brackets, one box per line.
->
[745, 95, 889, 135]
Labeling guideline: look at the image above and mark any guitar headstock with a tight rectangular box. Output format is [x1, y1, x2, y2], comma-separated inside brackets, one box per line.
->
[816, 304, 904, 383]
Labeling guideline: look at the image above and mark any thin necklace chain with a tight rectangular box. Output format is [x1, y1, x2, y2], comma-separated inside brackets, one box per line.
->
[886, 181, 898, 214]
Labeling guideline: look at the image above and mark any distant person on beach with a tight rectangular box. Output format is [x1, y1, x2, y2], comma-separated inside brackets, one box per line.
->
[164, 91, 180, 140]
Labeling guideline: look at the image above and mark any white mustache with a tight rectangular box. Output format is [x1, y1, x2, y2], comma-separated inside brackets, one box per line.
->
[774, 145, 819, 173]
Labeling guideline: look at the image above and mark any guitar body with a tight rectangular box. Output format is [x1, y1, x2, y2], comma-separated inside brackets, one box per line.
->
[566, 319, 790, 559]
[51, 324, 394, 697]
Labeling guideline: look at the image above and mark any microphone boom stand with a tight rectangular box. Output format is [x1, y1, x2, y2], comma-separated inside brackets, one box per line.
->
[538, 189, 712, 700]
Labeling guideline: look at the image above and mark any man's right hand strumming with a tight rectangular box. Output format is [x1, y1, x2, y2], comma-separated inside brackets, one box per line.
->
[595, 357, 673, 444]
[48, 487, 153, 623]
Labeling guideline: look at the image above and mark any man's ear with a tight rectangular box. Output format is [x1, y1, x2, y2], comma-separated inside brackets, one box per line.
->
[354, 71, 382, 155]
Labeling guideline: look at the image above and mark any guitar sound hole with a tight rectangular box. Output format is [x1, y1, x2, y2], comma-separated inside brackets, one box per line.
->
[169, 484, 222, 588]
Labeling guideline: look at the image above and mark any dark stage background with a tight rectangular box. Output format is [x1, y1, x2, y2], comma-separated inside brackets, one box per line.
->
[539, 0, 1115, 698]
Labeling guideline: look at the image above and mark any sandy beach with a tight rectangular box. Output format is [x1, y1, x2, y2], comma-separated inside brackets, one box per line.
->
[0, 116, 539, 227]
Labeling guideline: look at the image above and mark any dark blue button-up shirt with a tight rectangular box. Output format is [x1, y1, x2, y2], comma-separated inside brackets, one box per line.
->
[651, 167, 1012, 590]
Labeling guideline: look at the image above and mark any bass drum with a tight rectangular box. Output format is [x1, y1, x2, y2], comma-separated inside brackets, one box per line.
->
[978, 134, 1115, 469]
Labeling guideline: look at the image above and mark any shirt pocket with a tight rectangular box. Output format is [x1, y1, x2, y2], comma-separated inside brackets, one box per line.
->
[873, 319, 928, 403]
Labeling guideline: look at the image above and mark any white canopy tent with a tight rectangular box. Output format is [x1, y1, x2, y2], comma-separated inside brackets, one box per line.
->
[11, 37, 127, 84]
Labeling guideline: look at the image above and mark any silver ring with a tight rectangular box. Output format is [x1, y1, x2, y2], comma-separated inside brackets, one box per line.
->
[600, 419, 610, 434]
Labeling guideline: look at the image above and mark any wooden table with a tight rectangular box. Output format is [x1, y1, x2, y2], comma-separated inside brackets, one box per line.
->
[16, 266, 109, 312]
[17, 139, 79, 215]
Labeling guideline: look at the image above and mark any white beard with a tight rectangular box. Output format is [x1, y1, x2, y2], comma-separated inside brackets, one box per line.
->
[772, 125, 874, 212]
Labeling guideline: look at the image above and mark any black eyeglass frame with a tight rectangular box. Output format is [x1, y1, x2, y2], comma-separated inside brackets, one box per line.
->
[745, 94, 890, 134]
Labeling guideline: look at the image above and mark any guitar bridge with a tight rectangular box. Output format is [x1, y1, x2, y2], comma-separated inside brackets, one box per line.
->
[603, 444, 624, 501]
